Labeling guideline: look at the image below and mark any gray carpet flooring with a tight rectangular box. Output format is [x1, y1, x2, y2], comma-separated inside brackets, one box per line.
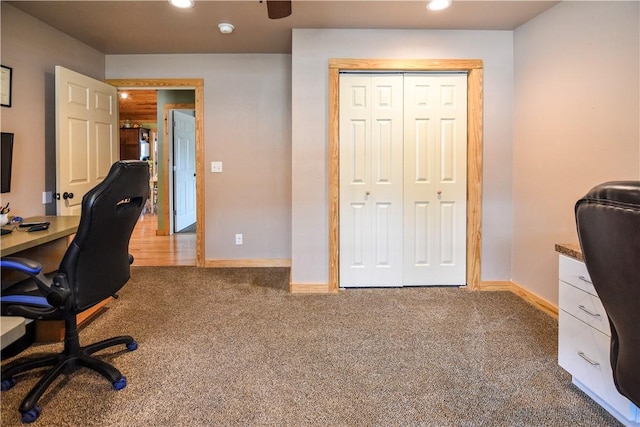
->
[1, 267, 621, 426]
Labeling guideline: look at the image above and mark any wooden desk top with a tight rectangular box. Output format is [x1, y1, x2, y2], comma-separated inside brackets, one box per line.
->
[0, 216, 80, 257]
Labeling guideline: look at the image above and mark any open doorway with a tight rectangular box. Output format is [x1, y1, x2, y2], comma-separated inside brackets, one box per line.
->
[117, 89, 196, 236]
[118, 89, 158, 219]
[109, 78, 204, 267]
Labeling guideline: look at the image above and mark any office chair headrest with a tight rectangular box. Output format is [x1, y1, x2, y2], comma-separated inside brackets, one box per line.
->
[576, 181, 640, 211]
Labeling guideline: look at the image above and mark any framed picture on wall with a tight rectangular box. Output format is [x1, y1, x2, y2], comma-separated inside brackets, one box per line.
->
[1, 65, 12, 108]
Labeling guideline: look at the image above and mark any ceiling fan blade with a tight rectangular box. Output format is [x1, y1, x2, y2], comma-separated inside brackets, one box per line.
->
[266, 0, 292, 19]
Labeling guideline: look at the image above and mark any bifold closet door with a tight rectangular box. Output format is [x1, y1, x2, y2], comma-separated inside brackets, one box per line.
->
[339, 74, 404, 287]
[403, 74, 467, 286]
[339, 73, 467, 287]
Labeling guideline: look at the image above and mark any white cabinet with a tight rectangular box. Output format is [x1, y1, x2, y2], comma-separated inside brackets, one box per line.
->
[558, 254, 640, 426]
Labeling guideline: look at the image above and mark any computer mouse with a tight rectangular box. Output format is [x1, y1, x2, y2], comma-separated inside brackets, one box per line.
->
[28, 224, 49, 232]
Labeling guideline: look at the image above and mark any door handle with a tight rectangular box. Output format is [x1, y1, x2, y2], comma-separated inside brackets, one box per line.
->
[63, 192, 74, 200]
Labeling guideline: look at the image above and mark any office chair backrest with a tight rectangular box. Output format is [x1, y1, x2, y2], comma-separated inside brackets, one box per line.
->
[59, 160, 149, 311]
[575, 181, 640, 407]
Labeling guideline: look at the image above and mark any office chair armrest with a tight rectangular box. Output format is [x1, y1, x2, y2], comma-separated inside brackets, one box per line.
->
[1, 256, 43, 274]
[1, 257, 71, 307]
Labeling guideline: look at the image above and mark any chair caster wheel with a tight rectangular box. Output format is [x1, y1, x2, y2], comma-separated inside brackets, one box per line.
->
[126, 341, 138, 351]
[1, 377, 17, 391]
[113, 376, 127, 391]
[21, 405, 41, 423]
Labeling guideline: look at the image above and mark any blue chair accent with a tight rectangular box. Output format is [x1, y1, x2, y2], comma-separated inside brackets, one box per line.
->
[0, 295, 51, 307]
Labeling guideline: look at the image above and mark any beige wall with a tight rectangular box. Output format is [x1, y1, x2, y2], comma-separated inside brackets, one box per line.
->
[0, 4, 105, 217]
[105, 54, 292, 261]
[512, 1, 640, 304]
[5, 1, 639, 300]
[291, 29, 515, 285]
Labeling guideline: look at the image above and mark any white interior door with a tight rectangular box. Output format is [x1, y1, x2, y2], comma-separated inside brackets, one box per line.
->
[403, 74, 467, 286]
[339, 72, 467, 288]
[173, 110, 197, 232]
[339, 74, 404, 287]
[55, 66, 119, 215]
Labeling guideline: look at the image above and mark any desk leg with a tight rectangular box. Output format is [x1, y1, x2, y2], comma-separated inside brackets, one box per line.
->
[35, 297, 114, 342]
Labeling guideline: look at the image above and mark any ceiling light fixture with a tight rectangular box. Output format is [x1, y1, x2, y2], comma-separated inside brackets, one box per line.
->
[218, 23, 235, 34]
[168, 0, 194, 9]
[426, 0, 452, 11]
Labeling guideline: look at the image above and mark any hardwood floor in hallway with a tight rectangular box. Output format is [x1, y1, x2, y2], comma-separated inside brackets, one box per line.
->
[129, 213, 196, 266]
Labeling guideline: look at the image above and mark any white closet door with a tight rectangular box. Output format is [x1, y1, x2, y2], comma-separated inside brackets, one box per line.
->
[403, 74, 467, 286]
[339, 74, 404, 287]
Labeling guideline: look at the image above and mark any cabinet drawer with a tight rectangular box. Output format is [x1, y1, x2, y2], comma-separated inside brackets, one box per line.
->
[558, 311, 634, 418]
[559, 255, 597, 296]
[559, 281, 610, 336]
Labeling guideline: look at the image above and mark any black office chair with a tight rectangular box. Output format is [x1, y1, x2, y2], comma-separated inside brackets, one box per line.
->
[575, 181, 640, 408]
[1, 160, 149, 423]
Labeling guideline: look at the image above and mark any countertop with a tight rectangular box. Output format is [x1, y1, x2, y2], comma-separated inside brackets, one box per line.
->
[555, 243, 583, 261]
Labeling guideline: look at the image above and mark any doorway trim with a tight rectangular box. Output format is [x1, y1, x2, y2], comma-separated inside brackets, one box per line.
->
[328, 59, 483, 292]
[106, 78, 205, 267]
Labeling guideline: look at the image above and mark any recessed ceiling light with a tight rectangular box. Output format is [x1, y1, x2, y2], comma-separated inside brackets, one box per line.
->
[218, 23, 235, 34]
[426, 0, 452, 11]
[168, 0, 194, 9]
[119, 92, 129, 100]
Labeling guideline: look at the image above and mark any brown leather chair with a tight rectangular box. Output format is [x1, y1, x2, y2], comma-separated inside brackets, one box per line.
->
[575, 181, 640, 407]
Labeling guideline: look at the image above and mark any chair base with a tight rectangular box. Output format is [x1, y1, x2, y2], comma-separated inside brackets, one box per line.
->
[1, 315, 136, 423]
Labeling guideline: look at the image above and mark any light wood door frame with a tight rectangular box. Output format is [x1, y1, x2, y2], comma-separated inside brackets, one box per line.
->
[329, 59, 483, 292]
[106, 79, 205, 267]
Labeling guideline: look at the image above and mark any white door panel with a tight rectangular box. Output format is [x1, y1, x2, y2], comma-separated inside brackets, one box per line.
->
[173, 110, 197, 232]
[340, 72, 467, 288]
[340, 74, 403, 287]
[404, 74, 467, 286]
[56, 66, 118, 215]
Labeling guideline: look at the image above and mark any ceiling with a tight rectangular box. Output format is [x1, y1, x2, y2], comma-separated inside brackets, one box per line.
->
[8, 0, 559, 54]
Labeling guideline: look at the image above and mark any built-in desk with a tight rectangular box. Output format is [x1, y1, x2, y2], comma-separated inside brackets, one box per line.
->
[2, 216, 81, 285]
[1, 216, 112, 342]
[556, 243, 640, 426]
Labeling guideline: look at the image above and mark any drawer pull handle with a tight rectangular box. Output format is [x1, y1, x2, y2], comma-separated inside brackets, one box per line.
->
[578, 351, 600, 366]
[578, 305, 601, 318]
[578, 275, 593, 284]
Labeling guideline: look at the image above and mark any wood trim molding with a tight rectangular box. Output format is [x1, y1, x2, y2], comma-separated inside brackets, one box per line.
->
[106, 78, 205, 267]
[477, 281, 513, 291]
[106, 79, 205, 89]
[328, 59, 484, 292]
[290, 283, 332, 294]
[509, 280, 559, 319]
[204, 259, 292, 268]
[477, 280, 558, 318]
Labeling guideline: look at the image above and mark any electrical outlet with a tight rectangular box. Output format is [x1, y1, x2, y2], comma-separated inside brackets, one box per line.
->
[211, 161, 223, 173]
[235, 234, 243, 245]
